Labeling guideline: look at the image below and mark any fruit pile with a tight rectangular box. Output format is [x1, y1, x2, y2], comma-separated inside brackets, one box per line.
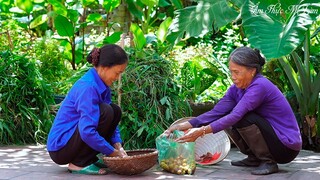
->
[160, 155, 196, 175]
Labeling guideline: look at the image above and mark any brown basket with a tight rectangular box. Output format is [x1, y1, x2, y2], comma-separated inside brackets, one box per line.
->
[103, 149, 158, 175]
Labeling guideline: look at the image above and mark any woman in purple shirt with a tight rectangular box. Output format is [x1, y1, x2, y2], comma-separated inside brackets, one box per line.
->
[47, 44, 128, 175]
[164, 47, 302, 175]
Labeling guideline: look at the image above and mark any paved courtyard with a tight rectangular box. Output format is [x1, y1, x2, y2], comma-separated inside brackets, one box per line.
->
[0, 145, 320, 180]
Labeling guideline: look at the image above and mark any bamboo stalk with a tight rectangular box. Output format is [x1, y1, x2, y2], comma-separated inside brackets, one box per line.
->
[0, 31, 14, 50]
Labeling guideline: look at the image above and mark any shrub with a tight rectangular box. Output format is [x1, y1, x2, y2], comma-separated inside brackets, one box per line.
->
[0, 51, 54, 144]
[115, 48, 192, 149]
[32, 38, 72, 95]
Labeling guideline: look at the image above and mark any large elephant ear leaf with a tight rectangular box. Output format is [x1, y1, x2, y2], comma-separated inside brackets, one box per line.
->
[241, 0, 320, 59]
[167, 0, 239, 44]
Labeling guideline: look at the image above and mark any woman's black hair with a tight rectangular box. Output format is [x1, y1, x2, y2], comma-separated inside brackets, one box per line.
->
[87, 44, 128, 67]
[228, 47, 266, 73]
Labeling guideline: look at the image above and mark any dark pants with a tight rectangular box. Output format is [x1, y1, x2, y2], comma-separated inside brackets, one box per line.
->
[233, 112, 299, 164]
[49, 103, 122, 167]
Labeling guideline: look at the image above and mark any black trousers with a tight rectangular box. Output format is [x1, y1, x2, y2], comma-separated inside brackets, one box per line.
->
[49, 103, 122, 167]
[233, 112, 299, 164]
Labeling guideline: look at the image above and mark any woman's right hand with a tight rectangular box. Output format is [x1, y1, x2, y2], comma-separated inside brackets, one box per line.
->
[118, 147, 128, 157]
[109, 149, 128, 158]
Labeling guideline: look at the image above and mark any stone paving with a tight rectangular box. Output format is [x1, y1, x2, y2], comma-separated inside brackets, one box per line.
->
[0, 145, 320, 180]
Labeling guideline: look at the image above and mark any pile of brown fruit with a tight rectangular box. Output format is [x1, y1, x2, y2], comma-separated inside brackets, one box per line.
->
[159, 155, 196, 175]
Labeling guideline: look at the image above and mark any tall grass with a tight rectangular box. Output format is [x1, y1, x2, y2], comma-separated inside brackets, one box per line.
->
[0, 51, 54, 145]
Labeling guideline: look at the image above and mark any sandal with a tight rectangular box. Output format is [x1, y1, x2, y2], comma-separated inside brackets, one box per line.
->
[94, 159, 108, 168]
[68, 163, 107, 175]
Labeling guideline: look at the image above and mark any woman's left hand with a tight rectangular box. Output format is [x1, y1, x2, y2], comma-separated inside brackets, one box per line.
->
[118, 147, 128, 157]
[175, 127, 202, 143]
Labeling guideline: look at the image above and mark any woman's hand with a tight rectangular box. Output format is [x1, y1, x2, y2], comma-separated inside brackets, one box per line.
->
[175, 127, 203, 143]
[161, 125, 177, 137]
[118, 147, 127, 157]
[161, 121, 193, 137]
[109, 143, 128, 158]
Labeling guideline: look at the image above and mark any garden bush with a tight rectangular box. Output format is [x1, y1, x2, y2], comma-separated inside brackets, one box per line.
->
[0, 51, 55, 145]
[32, 38, 72, 95]
[115, 48, 192, 149]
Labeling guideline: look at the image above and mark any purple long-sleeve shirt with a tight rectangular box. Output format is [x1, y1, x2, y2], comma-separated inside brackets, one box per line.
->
[189, 74, 302, 151]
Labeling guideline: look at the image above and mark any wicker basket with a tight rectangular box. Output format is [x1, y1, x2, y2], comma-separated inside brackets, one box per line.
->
[102, 149, 158, 175]
[171, 117, 231, 165]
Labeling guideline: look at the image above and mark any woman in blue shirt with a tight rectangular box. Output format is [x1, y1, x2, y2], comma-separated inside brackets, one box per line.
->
[47, 44, 128, 175]
[163, 47, 302, 175]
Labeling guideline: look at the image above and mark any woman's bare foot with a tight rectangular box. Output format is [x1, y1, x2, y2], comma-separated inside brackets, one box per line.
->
[68, 163, 82, 171]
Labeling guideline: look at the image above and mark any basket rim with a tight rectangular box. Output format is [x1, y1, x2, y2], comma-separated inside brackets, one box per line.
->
[103, 148, 158, 161]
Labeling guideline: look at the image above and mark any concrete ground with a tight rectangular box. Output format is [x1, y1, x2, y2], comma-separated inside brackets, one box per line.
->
[0, 145, 320, 180]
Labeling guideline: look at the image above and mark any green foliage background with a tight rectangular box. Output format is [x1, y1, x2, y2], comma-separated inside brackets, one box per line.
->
[0, 51, 54, 144]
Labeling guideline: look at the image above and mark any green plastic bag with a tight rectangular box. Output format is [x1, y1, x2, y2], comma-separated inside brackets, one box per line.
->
[156, 130, 196, 175]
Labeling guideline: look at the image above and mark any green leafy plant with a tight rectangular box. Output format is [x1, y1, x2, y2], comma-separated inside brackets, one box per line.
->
[32, 37, 72, 94]
[129, 16, 173, 58]
[0, 51, 55, 145]
[126, 0, 160, 34]
[0, 19, 33, 53]
[180, 57, 220, 102]
[165, 43, 232, 102]
[126, 0, 178, 56]
[115, 47, 191, 149]
[28, 0, 124, 70]
[167, 0, 319, 59]
[166, 0, 239, 44]
[279, 30, 320, 150]
[126, 0, 178, 34]
[50, 4, 84, 70]
[241, 0, 320, 59]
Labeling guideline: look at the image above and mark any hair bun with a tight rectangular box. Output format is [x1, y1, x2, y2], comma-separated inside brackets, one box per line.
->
[254, 48, 265, 67]
[86, 48, 100, 66]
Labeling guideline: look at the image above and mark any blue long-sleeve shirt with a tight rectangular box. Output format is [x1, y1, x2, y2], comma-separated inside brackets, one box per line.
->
[47, 68, 122, 155]
[189, 74, 302, 151]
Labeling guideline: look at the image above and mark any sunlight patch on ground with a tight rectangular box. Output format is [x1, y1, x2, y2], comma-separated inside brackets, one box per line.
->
[293, 155, 320, 164]
[8, 149, 31, 158]
[0, 146, 55, 169]
[302, 167, 320, 173]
